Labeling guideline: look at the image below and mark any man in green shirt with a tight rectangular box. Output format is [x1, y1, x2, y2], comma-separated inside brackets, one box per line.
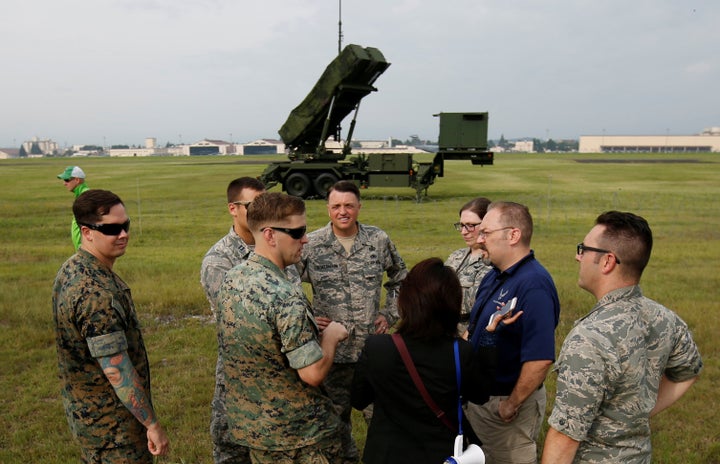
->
[57, 165, 90, 250]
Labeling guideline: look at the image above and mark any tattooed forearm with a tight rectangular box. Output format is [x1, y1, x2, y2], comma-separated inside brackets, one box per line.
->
[99, 351, 157, 427]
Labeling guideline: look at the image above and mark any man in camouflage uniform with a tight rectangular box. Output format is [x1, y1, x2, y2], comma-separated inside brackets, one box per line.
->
[297, 180, 408, 463]
[218, 192, 348, 463]
[52, 189, 169, 463]
[542, 211, 703, 463]
[201, 177, 265, 464]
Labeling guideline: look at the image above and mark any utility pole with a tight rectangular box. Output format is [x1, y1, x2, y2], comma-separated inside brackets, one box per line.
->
[338, 0, 343, 55]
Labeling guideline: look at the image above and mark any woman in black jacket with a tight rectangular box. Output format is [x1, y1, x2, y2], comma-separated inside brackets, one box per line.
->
[351, 257, 496, 464]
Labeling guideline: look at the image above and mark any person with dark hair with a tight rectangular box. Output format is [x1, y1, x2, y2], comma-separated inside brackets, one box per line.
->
[351, 257, 495, 464]
[200, 177, 265, 464]
[52, 189, 169, 463]
[446, 197, 493, 332]
[218, 192, 348, 463]
[297, 180, 408, 463]
[542, 211, 702, 463]
[465, 201, 560, 464]
[57, 165, 90, 250]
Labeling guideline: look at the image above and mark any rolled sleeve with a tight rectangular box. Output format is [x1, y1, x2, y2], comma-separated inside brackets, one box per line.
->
[86, 331, 128, 358]
[286, 340, 323, 370]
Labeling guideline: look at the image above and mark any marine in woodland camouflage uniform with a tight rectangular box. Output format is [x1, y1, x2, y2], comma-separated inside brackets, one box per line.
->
[297, 181, 407, 464]
[200, 177, 264, 464]
[542, 211, 702, 464]
[218, 254, 342, 452]
[548, 286, 703, 463]
[218, 191, 347, 463]
[54, 250, 151, 458]
[53, 189, 168, 462]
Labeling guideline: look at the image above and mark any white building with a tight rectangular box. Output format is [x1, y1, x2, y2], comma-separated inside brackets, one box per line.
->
[579, 129, 720, 153]
[0, 148, 20, 159]
[512, 140, 534, 153]
[22, 137, 58, 156]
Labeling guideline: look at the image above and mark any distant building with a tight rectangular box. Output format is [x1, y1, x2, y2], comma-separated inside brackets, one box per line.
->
[579, 129, 720, 153]
[239, 139, 285, 155]
[189, 139, 234, 155]
[22, 137, 58, 157]
[512, 140, 534, 153]
[0, 148, 20, 159]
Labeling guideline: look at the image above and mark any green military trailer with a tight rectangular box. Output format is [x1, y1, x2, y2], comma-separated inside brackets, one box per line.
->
[258, 44, 493, 199]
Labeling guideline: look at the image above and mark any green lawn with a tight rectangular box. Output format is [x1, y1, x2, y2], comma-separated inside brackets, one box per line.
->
[1, 153, 718, 463]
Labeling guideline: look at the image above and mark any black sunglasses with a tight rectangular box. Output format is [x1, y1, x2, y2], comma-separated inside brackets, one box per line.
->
[79, 219, 131, 236]
[263, 226, 307, 240]
[576, 242, 621, 264]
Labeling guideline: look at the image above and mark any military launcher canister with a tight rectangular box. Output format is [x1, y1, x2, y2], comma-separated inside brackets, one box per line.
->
[258, 44, 493, 199]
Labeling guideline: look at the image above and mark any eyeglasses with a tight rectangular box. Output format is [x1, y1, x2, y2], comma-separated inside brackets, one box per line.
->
[63, 178, 74, 183]
[78, 219, 131, 236]
[453, 222, 482, 232]
[478, 226, 514, 238]
[262, 226, 307, 240]
[231, 201, 252, 208]
[576, 243, 621, 264]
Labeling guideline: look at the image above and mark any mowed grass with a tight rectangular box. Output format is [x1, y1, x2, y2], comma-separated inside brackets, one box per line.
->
[1, 153, 719, 463]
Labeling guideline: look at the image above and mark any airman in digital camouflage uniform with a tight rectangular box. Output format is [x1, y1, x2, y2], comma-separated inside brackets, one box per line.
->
[200, 177, 265, 464]
[52, 189, 169, 463]
[542, 211, 703, 464]
[218, 192, 348, 464]
[296, 180, 407, 464]
[445, 196, 493, 332]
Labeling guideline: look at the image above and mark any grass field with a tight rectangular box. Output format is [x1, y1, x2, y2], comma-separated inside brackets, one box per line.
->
[1, 153, 718, 463]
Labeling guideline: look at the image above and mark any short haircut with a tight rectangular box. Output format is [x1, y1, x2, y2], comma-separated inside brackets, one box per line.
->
[487, 201, 533, 245]
[395, 257, 462, 340]
[595, 210, 653, 279]
[459, 196, 491, 219]
[226, 177, 265, 203]
[247, 192, 305, 231]
[328, 180, 360, 202]
[73, 190, 124, 224]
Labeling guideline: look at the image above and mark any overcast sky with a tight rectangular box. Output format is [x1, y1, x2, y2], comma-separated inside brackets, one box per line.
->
[2, 0, 718, 148]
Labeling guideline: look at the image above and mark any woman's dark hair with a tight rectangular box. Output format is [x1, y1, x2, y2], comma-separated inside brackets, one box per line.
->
[395, 257, 462, 340]
[459, 196, 491, 219]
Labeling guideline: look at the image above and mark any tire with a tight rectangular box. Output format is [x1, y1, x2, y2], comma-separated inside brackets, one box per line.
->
[284, 172, 312, 198]
[313, 172, 339, 198]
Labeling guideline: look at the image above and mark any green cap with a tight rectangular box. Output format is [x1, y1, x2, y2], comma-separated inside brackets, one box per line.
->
[57, 166, 85, 180]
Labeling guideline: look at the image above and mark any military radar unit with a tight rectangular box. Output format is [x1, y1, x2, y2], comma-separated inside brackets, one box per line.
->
[258, 44, 493, 199]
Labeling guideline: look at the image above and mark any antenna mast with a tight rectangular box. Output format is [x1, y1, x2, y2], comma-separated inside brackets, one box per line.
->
[338, 0, 343, 54]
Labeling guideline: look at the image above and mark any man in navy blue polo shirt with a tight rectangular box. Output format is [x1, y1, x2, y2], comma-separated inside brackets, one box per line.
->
[465, 201, 560, 464]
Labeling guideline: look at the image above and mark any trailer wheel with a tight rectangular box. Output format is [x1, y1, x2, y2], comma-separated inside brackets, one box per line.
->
[313, 173, 339, 198]
[285, 172, 312, 198]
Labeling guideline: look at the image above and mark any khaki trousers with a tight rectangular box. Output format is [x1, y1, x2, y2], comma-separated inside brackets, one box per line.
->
[464, 385, 547, 464]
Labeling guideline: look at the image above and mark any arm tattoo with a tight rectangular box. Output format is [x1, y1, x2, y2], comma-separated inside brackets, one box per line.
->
[99, 351, 157, 427]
